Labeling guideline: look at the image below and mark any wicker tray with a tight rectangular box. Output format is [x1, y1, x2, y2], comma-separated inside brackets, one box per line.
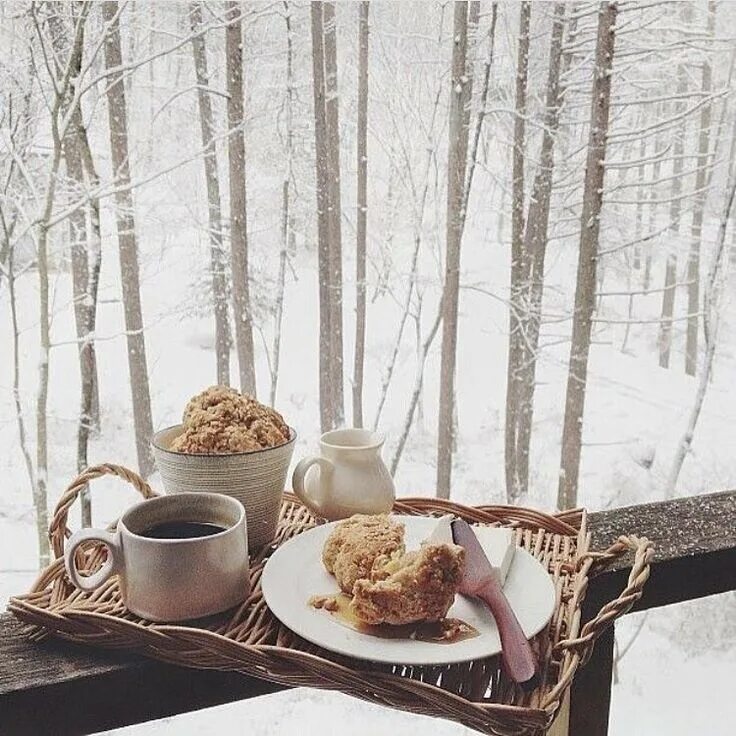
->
[8, 464, 652, 736]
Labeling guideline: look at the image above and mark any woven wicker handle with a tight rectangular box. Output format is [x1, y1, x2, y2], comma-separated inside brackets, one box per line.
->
[49, 464, 158, 559]
[556, 534, 653, 664]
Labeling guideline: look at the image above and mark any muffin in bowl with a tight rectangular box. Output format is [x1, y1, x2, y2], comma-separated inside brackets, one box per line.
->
[152, 386, 296, 550]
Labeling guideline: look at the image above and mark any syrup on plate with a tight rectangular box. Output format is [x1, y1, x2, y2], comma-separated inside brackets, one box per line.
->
[309, 593, 479, 644]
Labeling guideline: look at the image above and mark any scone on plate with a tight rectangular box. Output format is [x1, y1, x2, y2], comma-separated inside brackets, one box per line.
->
[322, 514, 405, 594]
[350, 543, 465, 625]
[319, 514, 466, 626]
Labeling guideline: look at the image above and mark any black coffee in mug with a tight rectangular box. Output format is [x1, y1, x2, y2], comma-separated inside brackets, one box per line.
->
[139, 521, 227, 539]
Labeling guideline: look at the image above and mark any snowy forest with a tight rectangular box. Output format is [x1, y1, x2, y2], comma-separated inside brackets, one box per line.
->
[1, 1, 735, 732]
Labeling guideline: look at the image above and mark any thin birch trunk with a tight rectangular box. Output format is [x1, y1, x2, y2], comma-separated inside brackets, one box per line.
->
[65, 119, 95, 526]
[352, 0, 369, 428]
[35, 147, 57, 570]
[645, 114, 665, 293]
[685, 1, 716, 377]
[558, 1, 618, 510]
[226, 1, 257, 395]
[666, 148, 736, 496]
[190, 2, 231, 386]
[53, 11, 97, 525]
[323, 1, 345, 426]
[633, 129, 646, 271]
[514, 3, 566, 498]
[391, 306, 443, 476]
[102, 0, 154, 477]
[4, 234, 40, 560]
[75, 112, 102, 435]
[30, 3, 91, 564]
[271, 0, 296, 407]
[437, 1, 472, 499]
[658, 6, 691, 370]
[504, 1, 531, 503]
[311, 1, 334, 431]
[464, 2, 498, 218]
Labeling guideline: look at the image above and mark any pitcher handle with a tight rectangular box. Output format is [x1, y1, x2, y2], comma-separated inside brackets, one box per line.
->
[292, 456, 334, 519]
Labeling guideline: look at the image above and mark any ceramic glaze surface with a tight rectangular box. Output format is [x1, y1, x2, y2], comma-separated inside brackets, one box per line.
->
[63, 492, 250, 622]
[292, 429, 395, 520]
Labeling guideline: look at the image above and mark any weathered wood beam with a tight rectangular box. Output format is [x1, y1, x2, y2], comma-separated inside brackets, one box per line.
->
[0, 617, 285, 736]
[587, 490, 736, 612]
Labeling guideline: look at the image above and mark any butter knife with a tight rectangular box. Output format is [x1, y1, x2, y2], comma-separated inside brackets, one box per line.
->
[451, 518, 538, 690]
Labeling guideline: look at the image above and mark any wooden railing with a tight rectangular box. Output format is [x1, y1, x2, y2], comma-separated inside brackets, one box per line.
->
[1, 490, 734, 735]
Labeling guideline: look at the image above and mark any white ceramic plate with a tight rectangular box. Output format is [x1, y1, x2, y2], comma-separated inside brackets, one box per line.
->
[261, 515, 557, 666]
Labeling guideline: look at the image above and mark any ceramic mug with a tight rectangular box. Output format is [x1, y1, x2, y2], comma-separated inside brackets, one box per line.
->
[64, 492, 250, 622]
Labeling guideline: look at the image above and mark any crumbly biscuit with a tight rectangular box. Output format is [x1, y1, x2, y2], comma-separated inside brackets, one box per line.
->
[322, 515, 405, 594]
[350, 543, 465, 625]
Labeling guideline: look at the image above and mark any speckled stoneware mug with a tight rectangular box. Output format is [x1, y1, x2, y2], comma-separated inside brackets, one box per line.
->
[63, 492, 250, 622]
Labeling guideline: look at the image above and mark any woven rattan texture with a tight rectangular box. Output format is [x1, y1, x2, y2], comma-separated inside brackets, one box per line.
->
[8, 464, 652, 736]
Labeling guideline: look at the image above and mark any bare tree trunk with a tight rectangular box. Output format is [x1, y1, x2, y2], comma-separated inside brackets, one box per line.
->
[437, 1, 473, 499]
[518, 5, 567, 478]
[352, 1, 369, 428]
[633, 130, 646, 271]
[271, 0, 296, 407]
[464, 2, 498, 216]
[225, 1, 257, 395]
[54, 14, 97, 525]
[513, 3, 566, 499]
[504, 1, 531, 503]
[645, 117, 664, 293]
[102, 0, 154, 477]
[323, 1, 345, 426]
[75, 113, 102, 435]
[658, 7, 691, 370]
[4, 229, 41, 561]
[66, 128, 95, 526]
[190, 2, 231, 386]
[666, 148, 736, 496]
[311, 1, 334, 431]
[558, 1, 618, 510]
[36, 222, 52, 567]
[392, 306, 443, 476]
[685, 1, 715, 377]
[29, 3, 92, 563]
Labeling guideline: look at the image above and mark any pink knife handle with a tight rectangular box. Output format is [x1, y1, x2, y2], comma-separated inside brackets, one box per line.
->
[478, 579, 538, 689]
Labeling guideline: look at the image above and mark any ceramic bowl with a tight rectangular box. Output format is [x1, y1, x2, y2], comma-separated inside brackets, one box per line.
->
[151, 425, 296, 550]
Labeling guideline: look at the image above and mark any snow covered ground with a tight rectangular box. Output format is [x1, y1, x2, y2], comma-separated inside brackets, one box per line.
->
[2, 202, 735, 733]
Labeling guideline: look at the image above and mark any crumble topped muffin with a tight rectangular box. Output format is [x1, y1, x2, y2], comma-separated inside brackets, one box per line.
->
[170, 386, 290, 454]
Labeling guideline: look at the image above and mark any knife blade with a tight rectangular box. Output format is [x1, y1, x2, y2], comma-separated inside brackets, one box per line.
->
[424, 517, 516, 584]
[451, 518, 538, 691]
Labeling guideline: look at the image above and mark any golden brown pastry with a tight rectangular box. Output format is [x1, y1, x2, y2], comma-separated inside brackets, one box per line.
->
[350, 543, 465, 625]
[322, 515, 405, 594]
[170, 386, 290, 454]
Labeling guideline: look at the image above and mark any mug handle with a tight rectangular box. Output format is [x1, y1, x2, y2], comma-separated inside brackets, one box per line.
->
[292, 456, 334, 519]
[64, 528, 122, 592]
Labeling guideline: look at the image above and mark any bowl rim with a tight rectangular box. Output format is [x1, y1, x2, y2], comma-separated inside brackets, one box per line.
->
[151, 423, 297, 458]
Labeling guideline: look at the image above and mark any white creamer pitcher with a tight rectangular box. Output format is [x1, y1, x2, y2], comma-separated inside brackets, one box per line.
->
[291, 428, 395, 520]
